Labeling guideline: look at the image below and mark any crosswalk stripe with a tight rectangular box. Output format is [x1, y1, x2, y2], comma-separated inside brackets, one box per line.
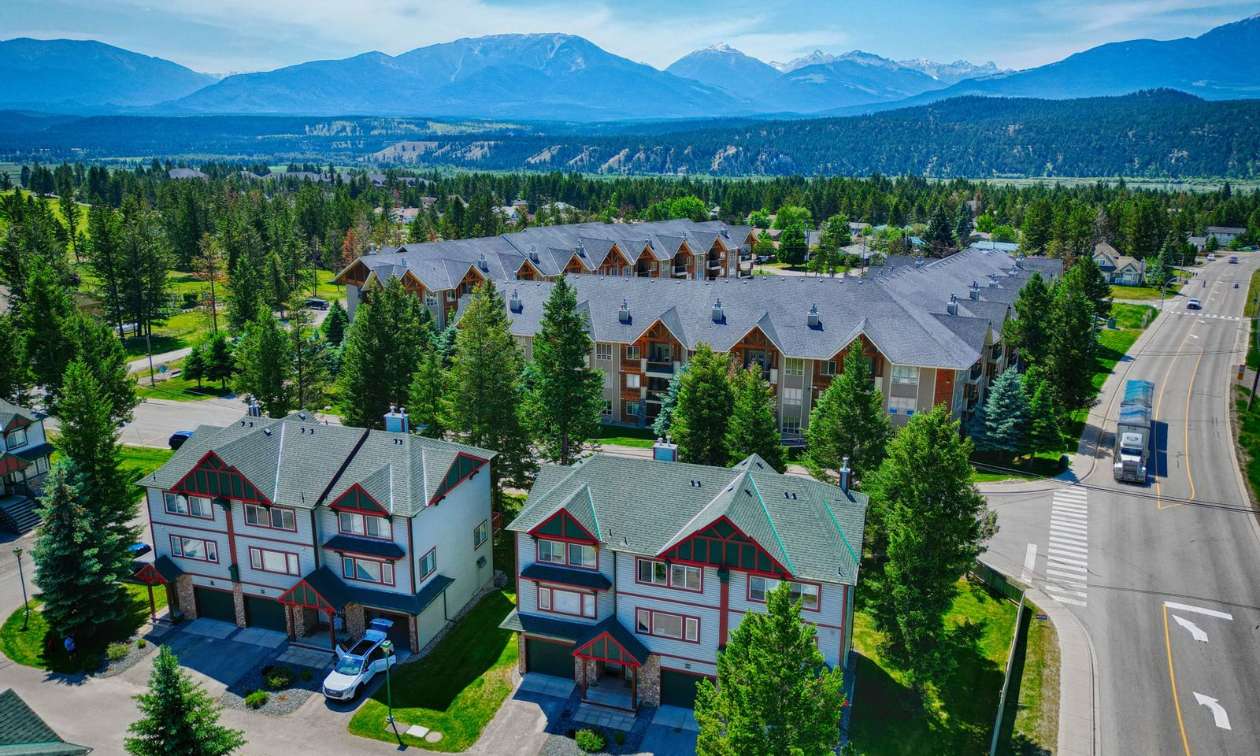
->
[1051, 520, 1088, 532]
[1052, 509, 1088, 519]
[1048, 554, 1088, 567]
[1050, 544, 1088, 557]
[1051, 515, 1088, 526]
[1046, 575, 1088, 589]
[1047, 568, 1088, 582]
[1052, 501, 1088, 512]
[1050, 538, 1088, 551]
[1055, 487, 1088, 498]
[1046, 584, 1088, 598]
[1048, 594, 1088, 607]
[1054, 493, 1088, 503]
[1049, 530, 1088, 542]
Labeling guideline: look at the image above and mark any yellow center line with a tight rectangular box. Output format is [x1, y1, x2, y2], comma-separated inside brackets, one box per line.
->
[1163, 603, 1193, 756]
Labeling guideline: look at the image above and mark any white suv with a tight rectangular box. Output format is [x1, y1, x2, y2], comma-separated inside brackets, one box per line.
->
[322, 619, 397, 701]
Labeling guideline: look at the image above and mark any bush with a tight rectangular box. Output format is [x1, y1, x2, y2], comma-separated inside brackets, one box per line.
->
[136, 638, 147, 649]
[106, 642, 130, 662]
[613, 731, 625, 746]
[574, 728, 606, 753]
[245, 690, 269, 709]
[300, 668, 313, 682]
[263, 665, 295, 690]
[181, 292, 199, 309]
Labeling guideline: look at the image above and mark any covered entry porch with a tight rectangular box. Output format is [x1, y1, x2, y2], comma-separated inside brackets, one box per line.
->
[573, 618, 650, 712]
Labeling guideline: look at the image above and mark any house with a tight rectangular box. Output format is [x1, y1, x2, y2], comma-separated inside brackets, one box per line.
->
[135, 408, 496, 656]
[500, 451, 867, 711]
[167, 168, 207, 180]
[0, 688, 91, 755]
[0, 399, 55, 535]
[1092, 243, 1146, 286]
[390, 207, 421, 226]
[468, 248, 1060, 437]
[1188, 236, 1209, 252]
[1206, 226, 1246, 246]
[495, 206, 523, 226]
[334, 219, 758, 327]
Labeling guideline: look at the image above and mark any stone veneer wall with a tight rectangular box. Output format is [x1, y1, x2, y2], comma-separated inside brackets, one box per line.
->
[638, 655, 662, 707]
[174, 575, 197, 620]
[516, 635, 528, 675]
[345, 603, 366, 639]
[232, 584, 247, 628]
[575, 657, 599, 685]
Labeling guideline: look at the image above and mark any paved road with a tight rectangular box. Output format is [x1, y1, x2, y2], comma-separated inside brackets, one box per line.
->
[983, 254, 1260, 756]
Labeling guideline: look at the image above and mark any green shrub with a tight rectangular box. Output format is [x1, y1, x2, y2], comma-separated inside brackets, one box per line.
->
[245, 690, 269, 709]
[181, 292, 199, 309]
[263, 665, 295, 690]
[300, 668, 313, 682]
[136, 638, 147, 649]
[613, 730, 625, 746]
[574, 728, 606, 753]
[106, 642, 130, 662]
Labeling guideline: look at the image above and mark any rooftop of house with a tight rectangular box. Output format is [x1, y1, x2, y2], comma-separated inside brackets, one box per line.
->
[1206, 226, 1245, 234]
[0, 398, 37, 431]
[142, 412, 494, 518]
[0, 688, 91, 755]
[167, 168, 206, 180]
[510, 453, 867, 586]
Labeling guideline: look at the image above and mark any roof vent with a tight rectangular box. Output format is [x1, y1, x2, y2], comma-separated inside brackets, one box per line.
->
[384, 405, 410, 434]
[478, 252, 488, 272]
[807, 303, 820, 328]
[619, 298, 631, 324]
[509, 288, 522, 313]
[988, 273, 999, 288]
[947, 293, 959, 316]
[247, 397, 262, 418]
[969, 281, 980, 301]
[712, 298, 725, 323]
[369, 242, 377, 255]
[528, 244, 540, 263]
[721, 227, 730, 239]
[914, 255, 924, 268]
[263, 427, 272, 436]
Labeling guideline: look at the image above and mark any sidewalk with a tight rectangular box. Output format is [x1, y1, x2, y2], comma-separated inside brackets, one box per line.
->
[127, 347, 193, 375]
[1027, 587, 1098, 756]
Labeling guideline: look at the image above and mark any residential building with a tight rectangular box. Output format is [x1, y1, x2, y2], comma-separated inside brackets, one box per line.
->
[1092, 242, 1146, 286]
[470, 247, 1059, 438]
[500, 452, 867, 711]
[136, 409, 496, 655]
[0, 688, 91, 755]
[0, 399, 55, 535]
[167, 168, 207, 180]
[334, 219, 758, 327]
[1206, 226, 1246, 245]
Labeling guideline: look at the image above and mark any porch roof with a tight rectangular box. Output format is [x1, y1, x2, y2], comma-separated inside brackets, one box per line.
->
[573, 617, 649, 667]
[520, 562, 613, 591]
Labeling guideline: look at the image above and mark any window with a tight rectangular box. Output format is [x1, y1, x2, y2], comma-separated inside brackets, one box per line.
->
[784, 358, 804, 376]
[596, 343, 613, 361]
[636, 559, 701, 591]
[342, 556, 395, 585]
[635, 608, 699, 642]
[474, 520, 488, 548]
[244, 503, 295, 531]
[820, 360, 838, 376]
[425, 293, 438, 307]
[626, 374, 641, 389]
[6, 427, 27, 449]
[418, 548, 437, 580]
[538, 585, 595, 618]
[638, 558, 668, 586]
[625, 345, 641, 360]
[567, 543, 596, 569]
[34, 456, 49, 475]
[670, 563, 702, 591]
[891, 365, 920, 385]
[164, 493, 213, 519]
[171, 535, 217, 563]
[249, 547, 300, 575]
[538, 539, 565, 564]
[601, 400, 613, 417]
[338, 511, 392, 540]
[748, 576, 820, 611]
[626, 401, 641, 418]
[888, 397, 916, 416]
[782, 387, 803, 406]
[782, 417, 802, 435]
[538, 538, 597, 569]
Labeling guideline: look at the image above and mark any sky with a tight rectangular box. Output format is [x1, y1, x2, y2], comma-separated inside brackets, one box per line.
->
[1, 0, 1257, 75]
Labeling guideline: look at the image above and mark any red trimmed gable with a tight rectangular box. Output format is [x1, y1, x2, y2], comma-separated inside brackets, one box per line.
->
[574, 632, 642, 667]
[171, 451, 269, 504]
[530, 508, 597, 544]
[3, 414, 31, 433]
[0, 454, 27, 477]
[429, 452, 489, 505]
[278, 580, 337, 612]
[329, 483, 388, 515]
[134, 563, 168, 585]
[658, 515, 791, 578]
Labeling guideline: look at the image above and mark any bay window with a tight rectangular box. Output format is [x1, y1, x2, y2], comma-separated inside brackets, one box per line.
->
[635, 608, 699, 642]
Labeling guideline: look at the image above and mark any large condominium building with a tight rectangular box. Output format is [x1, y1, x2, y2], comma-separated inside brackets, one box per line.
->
[334, 219, 757, 328]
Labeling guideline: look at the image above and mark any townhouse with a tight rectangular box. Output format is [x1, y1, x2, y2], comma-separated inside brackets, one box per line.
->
[334, 219, 758, 328]
[135, 408, 496, 655]
[500, 451, 867, 711]
[1092, 242, 1146, 286]
[479, 247, 1060, 438]
[0, 399, 55, 535]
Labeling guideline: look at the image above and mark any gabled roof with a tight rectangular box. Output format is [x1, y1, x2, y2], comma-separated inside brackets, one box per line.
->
[0, 689, 91, 755]
[0, 399, 37, 432]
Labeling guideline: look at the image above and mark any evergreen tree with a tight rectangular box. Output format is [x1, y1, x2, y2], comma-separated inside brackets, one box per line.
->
[1048, 278, 1099, 414]
[225, 250, 267, 334]
[338, 278, 430, 429]
[525, 277, 604, 464]
[233, 312, 294, 418]
[1002, 272, 1053, 370]
[0, 313, 32, 405]
[811, 213, 849, 275]
[1021, 199, 1054, 254]
[953, 203, 973, 247]
[183, 342, 207, 388]
[66, 314, 137, 427]
[204, 332, 236, 389]
[85, 202, 128, 336]
[725, 365, 786, 472]
[321, 299, 349, 346]
[119, 196, 174, 339]
[450, 282, 535, 498]
[31, 460, 131, 642]
[652, 364, 687, 438]
[19, 258, 76, 404]
[1148, 240, 1173, 289]
[125, 646, 246, 756]
[695, 581, 845, 756]
[1025, 367, 1064, 455]
[1068, 255, 1113, 319]
[777, 224, 808, 266]
[868, 404, 995, 691]
[925, 203, 955, 257]
[409, 347, 448, 439]
[804, 349, 890, 485]
[191, 233, 226, 334]
[290, 311, 332, 411]
[970, 367, 1029, 459]
[673, 343, 734, 467]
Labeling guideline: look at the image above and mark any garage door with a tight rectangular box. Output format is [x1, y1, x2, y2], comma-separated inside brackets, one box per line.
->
[660, 669, 706, 709]
[194, 587, 236, 624]
[244, 595, 288, 632]
[365, 610, 411, 652]
[525, 638, 573, 678]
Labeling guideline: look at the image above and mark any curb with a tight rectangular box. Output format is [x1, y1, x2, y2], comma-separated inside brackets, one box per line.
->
[1025, 587, 1097, 756]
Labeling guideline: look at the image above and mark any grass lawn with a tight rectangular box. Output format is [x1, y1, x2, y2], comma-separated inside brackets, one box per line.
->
[347, 590, 519, 752]
[0, 583, 168, 674]
[134, 357, 235, 403]
[848, 578, 1019, 756]
[591, 424, 659, 449]
[122, 308, 208, 359]
[50, 444, 173, 483]
[971, 454, 1066, 484]
[1232, 386, 1260, 502]
[1244, 269, 1260, 370]
[1109, 283, 1180, 301]
[998, 602, 1059, 756]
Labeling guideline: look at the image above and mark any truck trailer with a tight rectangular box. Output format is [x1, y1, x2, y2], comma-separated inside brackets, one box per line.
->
[1114, 379, 1154, 484]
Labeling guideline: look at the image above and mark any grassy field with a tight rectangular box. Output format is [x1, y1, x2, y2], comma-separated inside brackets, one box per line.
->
[848, 578, 1019, 756]
[50, 444, 174, 483]
[1109, 283, 1180, 301]
[134, 357, 235, 402]
[591, 423, 659, 448]
[1233, 386, 1260, 503]
[997, 602, 1059, 756]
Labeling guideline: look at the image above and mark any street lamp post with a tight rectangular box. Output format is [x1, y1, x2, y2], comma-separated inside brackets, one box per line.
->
[14, 547, 29, 631]
[380, 639, 400, 745]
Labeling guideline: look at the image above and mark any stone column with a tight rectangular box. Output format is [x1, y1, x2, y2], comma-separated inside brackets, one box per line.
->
[232, 584, 247, 628]
[517, 635, 528, 675]
[408, 615, 420, 653]
[284, 604, 296, 639]
[345, 603, 366, 639]
[173, 575, 197, 620]
[638, 655, 662, 707]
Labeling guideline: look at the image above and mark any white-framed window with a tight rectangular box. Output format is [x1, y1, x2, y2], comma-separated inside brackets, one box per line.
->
[249, 547, 300, 575]
[596, 343, 613, 361]
[6, 427, 27, 449]
[244, 503, 295, 531]
[342, 556, 394, 585]
[33, 456, 49, 475]
[626, 401, 641, 417]
[538, 585, 595, 618]
[635, 608, 699, 641]
[748, 576, 820, 611]
[888, 397, 916, 416]
[538, 539, 566, 564]
[670, 563, 702, 591]
[782, 416, 802, 435]
[891, 365, 920, 386]
[784, 358, 804, 376]
[418, 548, 437, 580]
[625, 345, 641, 360]
[338, 511, 392, 540]
[782, 387, 803, 406]
[425, 293, 438, 306]
[626, 374, 641, 389]
[601, 400, 613, 417]
[820, 360, 838, 376]
[164, 493, 214, 519]
[637, 558, 669, 586]
[474, 520, 488, 548]
[171, 535, 217, 563]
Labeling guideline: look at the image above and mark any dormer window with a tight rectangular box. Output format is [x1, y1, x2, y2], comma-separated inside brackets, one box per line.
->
[537, 538, 596, 570]
[339, 511, 392, 540]
[6, 427, 27, 449]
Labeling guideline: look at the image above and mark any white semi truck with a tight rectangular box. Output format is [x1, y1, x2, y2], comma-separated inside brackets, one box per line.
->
[1114, 379, 1154, 484]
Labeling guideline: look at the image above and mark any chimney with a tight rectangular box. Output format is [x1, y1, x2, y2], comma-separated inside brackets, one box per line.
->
[577, 241, 586, 258]
[988, 273, 999, 288]
[807, 302, 821, 328]
[840, 457, 851, 493]
[653, 436, 679, 462]
[528, 244, 540, 263]
[721, 227, 730, 240]
[914, 255, 924, 268]
[384, 405, 410, 434]
[368, 242, 376, 255]
[509, 288, 522, 313]
[947, 293, 958, 316]
[247, 398, 262, 418]
[619, 298, 631, 324]
[969, 281, 980, 300]
[712, 298, 725, 323]
[478, 252, 488, 272]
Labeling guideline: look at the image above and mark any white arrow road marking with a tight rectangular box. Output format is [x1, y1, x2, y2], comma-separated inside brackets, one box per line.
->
[1173, 615, 1209, 642]
[1165, 602, 1234, 621]
[1193, 693, 1232, 730]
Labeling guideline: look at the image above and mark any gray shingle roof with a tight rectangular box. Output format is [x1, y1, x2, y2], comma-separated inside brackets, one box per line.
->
[510, 453, 867, 585]
[0, 689, 90, 755]
[0, 399, 37, 430]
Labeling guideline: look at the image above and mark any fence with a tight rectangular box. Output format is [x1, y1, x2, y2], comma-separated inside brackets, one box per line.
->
[971, 560, 1030, 756]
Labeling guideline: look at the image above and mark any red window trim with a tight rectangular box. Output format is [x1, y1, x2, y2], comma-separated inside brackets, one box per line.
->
[248, 545, 301, 577]
[634, 557, 704, 594]
[170, 534, 218, 563]
[634, 607, 701, 644]
[162, 491, 215, 521]
[418, 547, 437, 581]
[243, 502, 297, 533]
[341, 555, 396, 587]
[745, 575, 823, 613]
[535, 538, 598, 571]
[473, 519, 489, 549]
[336, 510, 393, 541]
[535, 583, 597, 619]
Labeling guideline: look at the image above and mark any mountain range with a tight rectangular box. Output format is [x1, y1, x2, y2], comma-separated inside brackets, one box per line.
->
[0, 13, 1257, 120]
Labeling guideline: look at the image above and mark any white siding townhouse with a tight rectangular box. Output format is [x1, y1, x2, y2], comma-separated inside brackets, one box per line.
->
[500, 452, 866, 711]
[135, 409, 496, 655]
[0, 399, 55, 535]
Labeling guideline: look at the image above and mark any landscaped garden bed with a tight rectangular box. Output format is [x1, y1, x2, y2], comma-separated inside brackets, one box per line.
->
[222, 661, 324, 716]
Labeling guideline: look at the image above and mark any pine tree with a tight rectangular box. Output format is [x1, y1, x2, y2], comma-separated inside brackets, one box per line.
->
[338, 278, 430, 429]
[725, 365, 786, 472]
[31, 461, 131, 642]
[183, 342, 207, 388]
[192, 233, 226, 334]
[695, 581, 845, 756]
[1048, 278, 1099, 414]
[925, 203, 955, 257]
[1025, 366, 1064, 455]
[525, 277, 604, 464]
[804, 349, 890, 486]
[233, 312, 294, 418]
[1002, 271, 1053, 370]
[18, 257, 76, 403]
[125, 646, 246, 756]
[1021, 199, 1053, 254]
[953, 203, 973, 247]
[971, 367, 1029, 459]
[66, 314, 137, 427]
[289, 311, 332, 411]
[409, 347, 448, 439]
[673, 343, 734, 467]
[449, 281, 536, 498]
[204, 332, 236, 389]
[225, 250, 267, 334]
[321, 299, 349, 346]
[0, 313, 32, 405]
[652, 364, 687, 438]
[1068, 255, 1113, 319]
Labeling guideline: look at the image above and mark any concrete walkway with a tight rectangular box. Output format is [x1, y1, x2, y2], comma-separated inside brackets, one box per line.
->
[1027, 586, 1098, 756]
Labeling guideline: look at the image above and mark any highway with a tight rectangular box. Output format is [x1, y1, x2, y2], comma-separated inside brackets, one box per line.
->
[983, 254, 1260, 756]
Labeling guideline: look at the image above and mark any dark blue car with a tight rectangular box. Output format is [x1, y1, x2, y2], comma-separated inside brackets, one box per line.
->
[169, 430, 194, 450]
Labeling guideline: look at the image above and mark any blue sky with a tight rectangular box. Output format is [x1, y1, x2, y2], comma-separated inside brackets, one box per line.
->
[2, 0, 1257, 75]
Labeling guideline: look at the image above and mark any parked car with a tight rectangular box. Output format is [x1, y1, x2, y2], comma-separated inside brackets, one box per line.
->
[168, 430, 194, 450]
[322, 619, 397, 701]
[1229, 256, 1238, 264]
[1187, 298, 1202, 310]
[304, 298, 330, 311]
[1207, 254, 1216, 262]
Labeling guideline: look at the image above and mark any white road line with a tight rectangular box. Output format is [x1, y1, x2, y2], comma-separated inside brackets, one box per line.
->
[1049, 531, 1088, 543]
[1164, 602, 1234, 620]
[1047, 576, 1088, 589]
[1050, 520, 1088, 533]
[1055, 487, 1088, 498]
[1052, 502, 1089, 512]
[1173, 615, 1209, 643]
[1051, 514, 1089, 525]
[1049, 544, 1089, 556]
[1047, 568, 1088, 582]
[1047, 554, 1089, 567]
[1022, 543, 1037, 583]
[1046, 585, 1088, 598]
[1048, 594, 1088, 607]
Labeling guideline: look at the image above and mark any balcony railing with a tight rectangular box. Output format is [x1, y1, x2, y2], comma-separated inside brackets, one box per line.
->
[646, 360, 674, 375]
[672, 266, 689, 277]
[707, 260, 722, 269]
